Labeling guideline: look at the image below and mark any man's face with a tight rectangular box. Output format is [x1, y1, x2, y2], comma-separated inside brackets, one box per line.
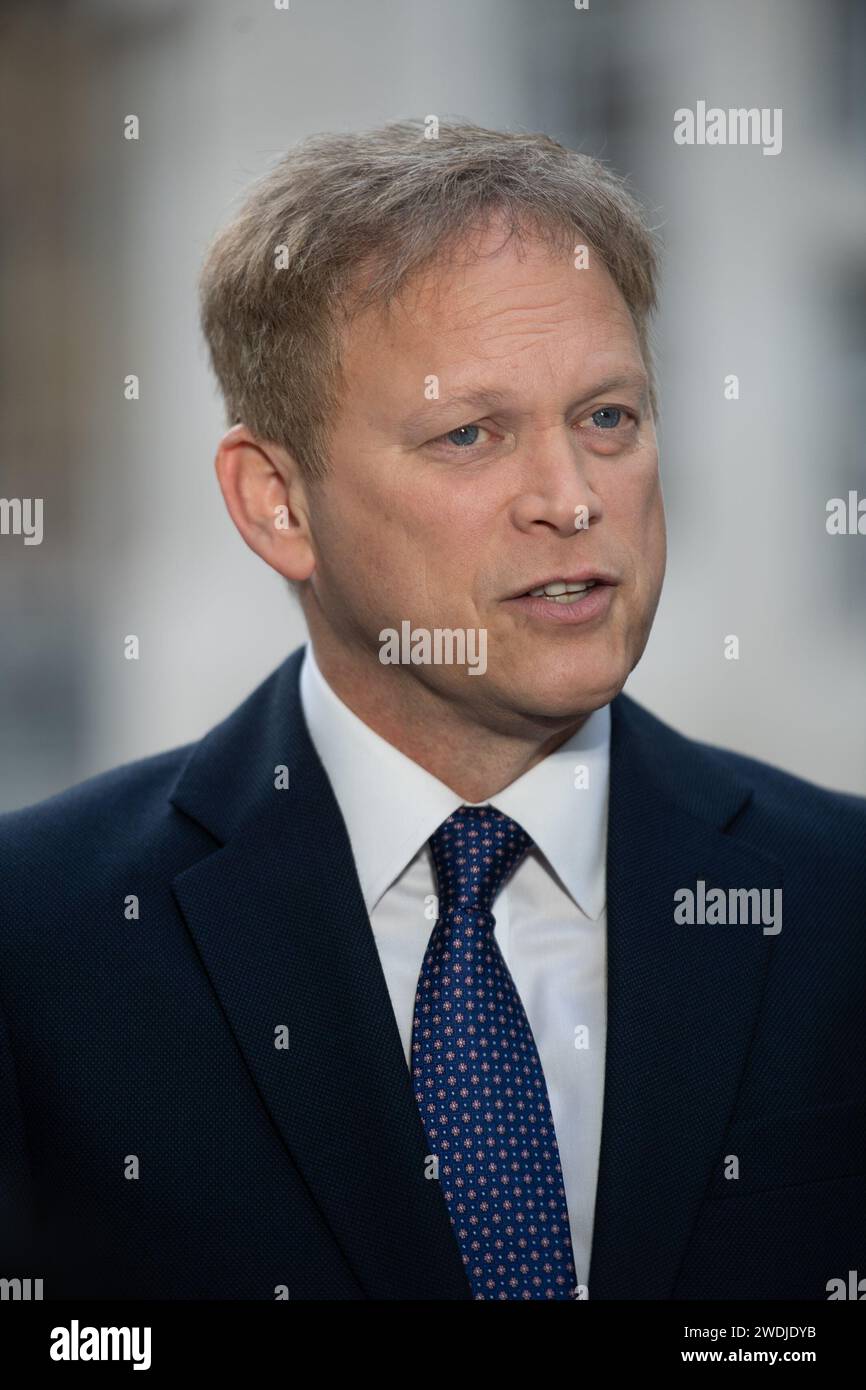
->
[302, 221, 666, 728]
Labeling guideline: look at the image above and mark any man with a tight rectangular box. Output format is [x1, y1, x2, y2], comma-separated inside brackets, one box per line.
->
[1, 120, 863, 1301]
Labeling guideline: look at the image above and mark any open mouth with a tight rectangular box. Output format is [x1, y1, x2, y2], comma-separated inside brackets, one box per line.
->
[521, 579, 599, 605]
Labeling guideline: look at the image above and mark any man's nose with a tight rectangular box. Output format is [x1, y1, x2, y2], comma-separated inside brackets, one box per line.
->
[509, 425, 602, 536]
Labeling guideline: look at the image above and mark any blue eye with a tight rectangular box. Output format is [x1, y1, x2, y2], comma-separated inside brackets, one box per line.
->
[445, 424, 481, 447]
[590, 407, 623, 429]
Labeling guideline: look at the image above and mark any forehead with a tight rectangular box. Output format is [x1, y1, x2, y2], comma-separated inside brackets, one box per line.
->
[339, 221, 642, 402]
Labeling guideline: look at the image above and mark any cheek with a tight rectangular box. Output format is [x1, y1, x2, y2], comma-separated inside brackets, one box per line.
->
[634, 501, 666, 613]
[386, 475, 492, 581]
[642, 475, 667, 566]
[615, 455, 663, 538]
[313, 464, 404, 572]
[313, 471, 459, 612]
[600, 464, 665, 597]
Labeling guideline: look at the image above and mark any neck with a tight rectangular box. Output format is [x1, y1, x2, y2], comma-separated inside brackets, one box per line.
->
[306, 628, 587, 803]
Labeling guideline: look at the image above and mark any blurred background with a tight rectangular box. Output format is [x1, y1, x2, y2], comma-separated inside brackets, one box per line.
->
[2, 0, 865, 811]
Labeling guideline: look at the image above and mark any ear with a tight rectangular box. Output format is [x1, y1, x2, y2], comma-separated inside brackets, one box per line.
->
[214, 423, 316, 582]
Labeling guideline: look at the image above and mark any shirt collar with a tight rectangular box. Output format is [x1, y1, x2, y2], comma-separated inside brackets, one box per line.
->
[299, 642, 609, 920]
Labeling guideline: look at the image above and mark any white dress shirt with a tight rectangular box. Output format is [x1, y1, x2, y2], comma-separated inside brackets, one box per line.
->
[299, 642, 610, 1287]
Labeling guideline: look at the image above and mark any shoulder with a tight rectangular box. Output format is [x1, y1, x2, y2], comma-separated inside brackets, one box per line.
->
[0, 744, 198, 862]
[612, 691, 866, 870]
[0, 746, 217, 952]
[0, 648, 307, 870]
[0, 649, 309, 950]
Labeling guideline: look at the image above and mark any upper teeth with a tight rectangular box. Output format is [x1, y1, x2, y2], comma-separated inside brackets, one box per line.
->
[528, 580, 596, 596]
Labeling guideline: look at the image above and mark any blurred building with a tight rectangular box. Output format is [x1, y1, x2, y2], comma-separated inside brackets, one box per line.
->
[1, 0, 864, 810]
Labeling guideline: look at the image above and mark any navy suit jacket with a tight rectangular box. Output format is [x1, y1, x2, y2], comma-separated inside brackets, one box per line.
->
[1, 646, 864, 1300]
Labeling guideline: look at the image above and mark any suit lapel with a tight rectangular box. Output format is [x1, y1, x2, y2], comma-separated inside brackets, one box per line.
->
[168, 651, 782, 1301]
[587, 695, 782, 1299]
[169, 650, 471, 1300]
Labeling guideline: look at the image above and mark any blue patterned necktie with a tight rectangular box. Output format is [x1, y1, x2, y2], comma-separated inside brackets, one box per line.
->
[411, 804, 578, 1300]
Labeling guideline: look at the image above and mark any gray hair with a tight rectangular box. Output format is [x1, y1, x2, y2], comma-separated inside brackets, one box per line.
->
[200, 118, 661, 482]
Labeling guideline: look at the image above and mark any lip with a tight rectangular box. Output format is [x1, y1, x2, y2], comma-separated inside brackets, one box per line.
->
[506, 570, 619, 600]
[505, 582, 616, 625]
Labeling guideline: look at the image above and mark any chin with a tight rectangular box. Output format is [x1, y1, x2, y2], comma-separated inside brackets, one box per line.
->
[510, 669, 627, 724]
[505, 645, 627, 709]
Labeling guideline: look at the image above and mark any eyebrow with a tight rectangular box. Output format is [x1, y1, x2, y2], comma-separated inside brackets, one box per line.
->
[399, 373, 650, 435]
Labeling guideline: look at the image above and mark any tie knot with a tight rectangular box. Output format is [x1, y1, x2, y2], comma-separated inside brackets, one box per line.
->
[429, 805, 533, 918]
